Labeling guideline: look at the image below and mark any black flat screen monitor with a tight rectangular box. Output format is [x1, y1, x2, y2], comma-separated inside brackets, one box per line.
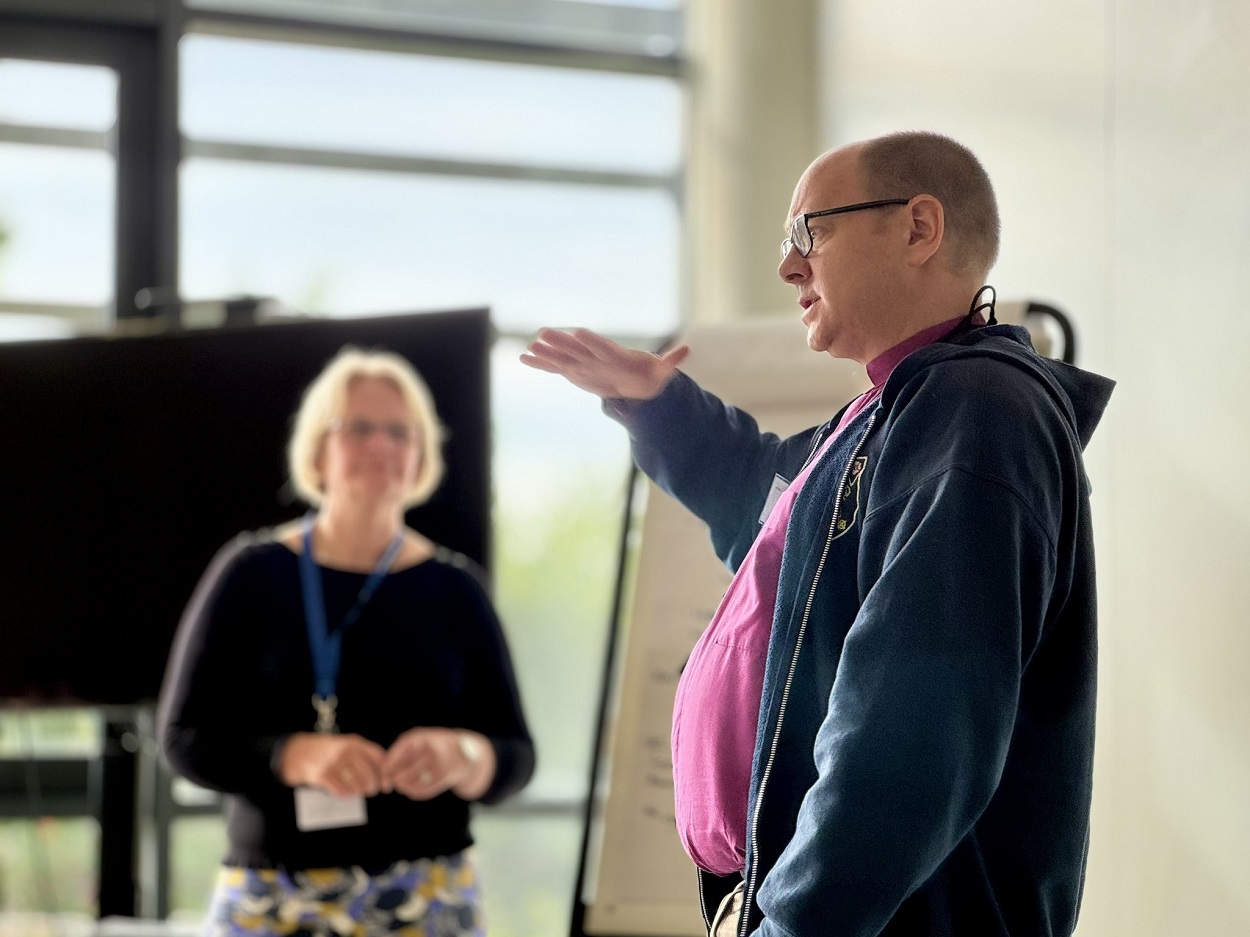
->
[0, 308, 490, 705]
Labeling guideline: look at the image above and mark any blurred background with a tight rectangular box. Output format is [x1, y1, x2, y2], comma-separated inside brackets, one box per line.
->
[0, 0, 1246, 934]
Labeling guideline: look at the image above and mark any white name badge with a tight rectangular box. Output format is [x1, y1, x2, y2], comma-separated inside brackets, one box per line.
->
[759, 474, 791, 525]
[294, 787, 368, 832]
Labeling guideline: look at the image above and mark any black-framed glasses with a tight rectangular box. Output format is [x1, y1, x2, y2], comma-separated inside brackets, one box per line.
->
[780, 198, 913, 259]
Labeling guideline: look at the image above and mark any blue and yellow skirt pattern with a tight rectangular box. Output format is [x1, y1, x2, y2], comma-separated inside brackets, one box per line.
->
[204, 851, 483, 936]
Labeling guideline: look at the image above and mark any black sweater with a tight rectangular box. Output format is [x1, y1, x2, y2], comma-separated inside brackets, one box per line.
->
[157, 533, 535, 871]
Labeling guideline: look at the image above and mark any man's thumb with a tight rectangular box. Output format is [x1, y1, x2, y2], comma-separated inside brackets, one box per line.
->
[660, 344, 690, 369]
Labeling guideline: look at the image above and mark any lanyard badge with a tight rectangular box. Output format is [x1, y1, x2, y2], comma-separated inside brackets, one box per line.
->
[312, 694, 339, 734]
[297, 513, 404, 734]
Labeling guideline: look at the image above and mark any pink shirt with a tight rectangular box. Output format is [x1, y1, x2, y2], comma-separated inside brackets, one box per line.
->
[671, 315, 972, 875]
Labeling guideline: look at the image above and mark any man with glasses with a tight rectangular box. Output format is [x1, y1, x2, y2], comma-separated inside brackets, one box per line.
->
[524, 131, 1113, 937]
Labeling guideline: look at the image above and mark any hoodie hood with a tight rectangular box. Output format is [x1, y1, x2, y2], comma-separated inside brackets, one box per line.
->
[881, 323, 1115, 450]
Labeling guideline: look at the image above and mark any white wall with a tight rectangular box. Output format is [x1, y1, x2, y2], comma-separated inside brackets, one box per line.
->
[684, 0, 820, 323]
[817, 0, 1250, 932]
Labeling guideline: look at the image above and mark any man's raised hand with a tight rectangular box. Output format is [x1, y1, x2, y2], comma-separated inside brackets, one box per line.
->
[520, 328, 689, 400]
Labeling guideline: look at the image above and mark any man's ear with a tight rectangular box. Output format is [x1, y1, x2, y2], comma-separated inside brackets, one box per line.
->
[905, 194, 944, 267]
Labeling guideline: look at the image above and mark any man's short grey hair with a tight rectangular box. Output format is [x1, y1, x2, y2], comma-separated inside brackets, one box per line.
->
[858, 131, 1000, 277]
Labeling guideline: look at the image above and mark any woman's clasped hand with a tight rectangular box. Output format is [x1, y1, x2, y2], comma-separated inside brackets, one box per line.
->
[278, 727, 495, 801]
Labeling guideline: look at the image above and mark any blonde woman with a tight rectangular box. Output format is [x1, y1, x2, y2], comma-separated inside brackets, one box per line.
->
[158, 347, 533, 936]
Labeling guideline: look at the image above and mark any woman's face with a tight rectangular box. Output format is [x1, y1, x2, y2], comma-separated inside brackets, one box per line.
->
[317, 376, 421, 510]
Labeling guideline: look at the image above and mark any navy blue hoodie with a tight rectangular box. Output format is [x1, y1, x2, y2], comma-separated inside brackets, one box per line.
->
[611, 324, 1114, 937]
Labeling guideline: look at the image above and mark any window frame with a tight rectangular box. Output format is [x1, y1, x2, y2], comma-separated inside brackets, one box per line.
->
[0, 0, 685, 924]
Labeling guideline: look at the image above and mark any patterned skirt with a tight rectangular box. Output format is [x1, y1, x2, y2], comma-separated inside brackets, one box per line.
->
[204, 851, 483, 937]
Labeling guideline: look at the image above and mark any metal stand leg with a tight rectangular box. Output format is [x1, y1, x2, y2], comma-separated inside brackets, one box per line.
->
[97, 714, 139, 918]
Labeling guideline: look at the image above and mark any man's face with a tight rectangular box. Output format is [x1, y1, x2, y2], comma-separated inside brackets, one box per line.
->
[778, 147, 907, 363]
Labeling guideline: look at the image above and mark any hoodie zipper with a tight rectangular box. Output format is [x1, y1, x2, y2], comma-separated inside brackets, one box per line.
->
[738, 412, 878, 937]
[698, 869, 712, 930]
[801, 423, 830, 471]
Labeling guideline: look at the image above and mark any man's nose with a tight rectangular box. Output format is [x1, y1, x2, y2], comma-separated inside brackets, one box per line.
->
[778, 247, 809, 284]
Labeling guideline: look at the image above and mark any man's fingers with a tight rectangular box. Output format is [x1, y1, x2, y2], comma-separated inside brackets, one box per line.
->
[660, 344, 691, 368]
[522, 341, 583, 371]
[573, 329, 687, 383]
[570, 328, 642, 364]
[543, 327, 603, 356]
[518, 353, 566, 375]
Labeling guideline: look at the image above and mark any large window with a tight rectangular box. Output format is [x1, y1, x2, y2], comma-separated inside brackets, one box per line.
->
[1, 4, 683, 933]
[179, 162, 678, 330]
[0, 58, 117, 339]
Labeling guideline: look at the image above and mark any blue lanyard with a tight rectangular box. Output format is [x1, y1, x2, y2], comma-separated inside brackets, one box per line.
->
[297, 513, 404, 732]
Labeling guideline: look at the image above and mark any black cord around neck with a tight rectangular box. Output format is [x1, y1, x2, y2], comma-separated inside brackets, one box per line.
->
[967, 284, 997, 326]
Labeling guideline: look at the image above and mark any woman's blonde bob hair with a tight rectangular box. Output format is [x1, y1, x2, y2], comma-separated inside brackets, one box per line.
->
[287, 346, 445, 508]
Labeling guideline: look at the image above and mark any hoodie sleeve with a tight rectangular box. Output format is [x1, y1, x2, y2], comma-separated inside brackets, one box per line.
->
[605, 372, 830, 572]
[754, 359, 1074, 937]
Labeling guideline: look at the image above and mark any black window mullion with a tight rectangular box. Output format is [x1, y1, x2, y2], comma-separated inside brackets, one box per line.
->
[0, 13, 176, 917]
[0, 13, 175, 322]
